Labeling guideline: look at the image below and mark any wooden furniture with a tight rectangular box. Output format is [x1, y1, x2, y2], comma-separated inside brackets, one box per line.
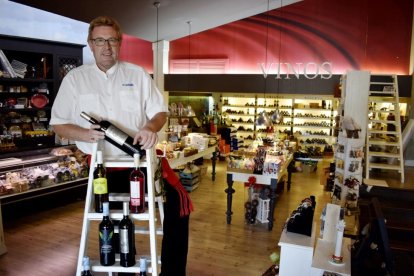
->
[76, 143, 163, 275]
[225, 155, 293, 231]
[359, 184, 414, 254]
[278, 222, 316, 276]
[0, 34, 84, 154]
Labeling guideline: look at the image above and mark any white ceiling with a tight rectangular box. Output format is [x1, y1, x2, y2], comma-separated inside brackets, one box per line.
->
[10, 0, 301, 42]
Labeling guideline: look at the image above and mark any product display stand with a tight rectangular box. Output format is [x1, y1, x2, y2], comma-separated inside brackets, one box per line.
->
[75, 143, 163, 275]
[225, 155, 293, 231]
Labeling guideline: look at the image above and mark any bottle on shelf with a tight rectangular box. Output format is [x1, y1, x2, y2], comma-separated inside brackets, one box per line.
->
[80, 112, 146, 157]
[119, 201, 136, 267]
[130, 153, 146, 214]
[93, 151, 108, 213]
[139, 257, 147, 276]
[99, 202, 115, 266]
[81, 256, 93, 276]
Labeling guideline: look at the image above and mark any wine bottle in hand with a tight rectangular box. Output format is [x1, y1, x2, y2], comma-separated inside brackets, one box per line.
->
[80, 112, 146, 157]
[119, 202, 136, 267]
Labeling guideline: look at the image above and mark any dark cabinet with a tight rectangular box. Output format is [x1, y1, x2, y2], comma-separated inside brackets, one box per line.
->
[0, 34, 84, 155]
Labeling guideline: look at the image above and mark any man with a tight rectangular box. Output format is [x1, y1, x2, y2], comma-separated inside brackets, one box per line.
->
[50, 16, 168, 275]
[50, 15, 167, 154]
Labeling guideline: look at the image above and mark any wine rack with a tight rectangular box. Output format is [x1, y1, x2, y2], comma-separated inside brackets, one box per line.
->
[76, 143, 163, 275]
[221, 94, 338, 151]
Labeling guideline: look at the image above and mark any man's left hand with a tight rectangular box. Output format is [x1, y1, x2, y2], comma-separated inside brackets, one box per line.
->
[133, 127, 158, 149]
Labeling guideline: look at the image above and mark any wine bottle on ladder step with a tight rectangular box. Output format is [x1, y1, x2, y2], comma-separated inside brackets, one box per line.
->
[93, 150, 108, 213]
[99, 202, 115, 266]
[81, 256, 93, 275]
[130, 153, 146, 214]
[119, 201, 136, 267]
[139, 257, 147, 276]
[80, 112, 146, 157]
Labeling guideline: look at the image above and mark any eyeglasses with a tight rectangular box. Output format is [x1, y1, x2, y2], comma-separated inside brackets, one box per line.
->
[90, 37, 119, 46]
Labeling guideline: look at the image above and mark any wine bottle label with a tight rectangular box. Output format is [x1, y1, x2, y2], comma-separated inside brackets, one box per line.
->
[99, 229, 114, 254]
[130, 180, 141, 206]
[93, 178, 108, 194]
[119, 229, 129, 253]
[106, 125, 128, 145]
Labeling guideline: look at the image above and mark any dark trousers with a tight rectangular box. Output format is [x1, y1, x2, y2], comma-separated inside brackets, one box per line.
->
[160, 182, 190, 276]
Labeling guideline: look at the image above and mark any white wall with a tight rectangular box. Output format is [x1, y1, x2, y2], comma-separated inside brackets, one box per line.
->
[0, 0, 93, 64]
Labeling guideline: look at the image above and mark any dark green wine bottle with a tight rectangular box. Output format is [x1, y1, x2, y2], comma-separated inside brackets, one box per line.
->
[99, 202, 115, 266]
[119, 202, 136, 267]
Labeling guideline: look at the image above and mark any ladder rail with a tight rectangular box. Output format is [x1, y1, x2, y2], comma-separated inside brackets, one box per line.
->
[76, 142, 98, 276]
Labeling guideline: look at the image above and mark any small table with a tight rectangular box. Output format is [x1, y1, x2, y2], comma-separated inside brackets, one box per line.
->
[168, 146, 218, 181]
[311, 238, 352, 276]
[225, 155, 293, 231]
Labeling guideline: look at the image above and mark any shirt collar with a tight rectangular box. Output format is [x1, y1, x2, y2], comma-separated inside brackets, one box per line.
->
[93, 62, 119, 78]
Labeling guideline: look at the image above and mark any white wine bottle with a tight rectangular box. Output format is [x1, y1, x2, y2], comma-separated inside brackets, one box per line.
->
[80, 111, 146, 157]
[93, 151, 108, 213]
[119, 202, 136, 267]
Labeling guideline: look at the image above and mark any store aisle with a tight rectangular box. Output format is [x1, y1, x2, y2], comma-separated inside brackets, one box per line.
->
[0, 159, 332, 276]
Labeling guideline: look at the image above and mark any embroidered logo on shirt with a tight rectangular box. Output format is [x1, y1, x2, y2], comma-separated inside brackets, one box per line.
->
[122, 83, 134, 87]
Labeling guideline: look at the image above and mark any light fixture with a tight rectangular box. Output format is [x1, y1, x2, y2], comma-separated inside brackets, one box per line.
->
[153, 1, 160, 83]
[256, 0, 272, 127]
[186, 20, 195, 116]
[271, 0, 284, 124]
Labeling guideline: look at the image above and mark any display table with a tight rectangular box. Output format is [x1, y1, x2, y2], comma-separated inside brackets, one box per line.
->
[168, 145, 217, 181]
[225, 155, 293, 231]
[278, 222, 316, 276]
[311, 238, 352, 276]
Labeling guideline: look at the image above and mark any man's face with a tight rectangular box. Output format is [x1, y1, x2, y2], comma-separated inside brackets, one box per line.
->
[88, 26, 121, 72]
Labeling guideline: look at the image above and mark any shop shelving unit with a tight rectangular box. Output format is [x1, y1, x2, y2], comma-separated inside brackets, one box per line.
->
[221, 94, 338, 150]
[366, 75, 404, 183]
[333, 71, 370, 208]
[76, 143, 163, 275]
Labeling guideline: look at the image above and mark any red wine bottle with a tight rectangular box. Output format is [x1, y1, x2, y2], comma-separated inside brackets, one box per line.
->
[93, 151, 108, 213]
[130, 153, 146, 214]
[81, 256, 93, 275]
[99, 202, 115, 266]
[80, 111, 146, 157]
[139, 257, 147, 276]
[119, 202, 136, 267]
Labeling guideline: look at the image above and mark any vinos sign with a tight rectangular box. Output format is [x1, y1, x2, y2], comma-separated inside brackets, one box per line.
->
[259, 62, 333, 79]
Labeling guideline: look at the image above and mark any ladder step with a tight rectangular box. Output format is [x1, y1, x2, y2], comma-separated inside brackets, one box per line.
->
[368, 130, 399, 135]
[368, 140, 399, 146]
[368, 163, 402, 170]
[368, 151, 400, 158]
[87, 210, 151, 221]
[369, 97, 397, 102]
[369, 119, 398, 124]
[114, 226, 163, 235]
[91, 258, 160, 274]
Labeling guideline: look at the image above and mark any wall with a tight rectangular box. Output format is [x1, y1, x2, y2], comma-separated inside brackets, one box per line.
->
[168, 0, 413, 75]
